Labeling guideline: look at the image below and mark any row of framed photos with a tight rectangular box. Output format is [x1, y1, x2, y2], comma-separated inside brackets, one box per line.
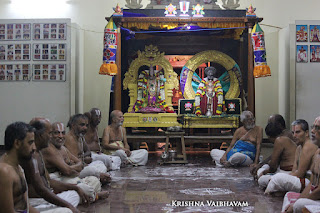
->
[296, 45, 320, 63]
[0, 43, 67, 61]
[0, 23, 67, 41]
[0, 64, 66, 81]
[296, 25, 320, 42]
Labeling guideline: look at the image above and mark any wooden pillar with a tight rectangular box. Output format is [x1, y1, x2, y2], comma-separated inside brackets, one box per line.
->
[245, 17, 262, 116]
[247, 26, 255, 115]
[114, 24, 122, 111]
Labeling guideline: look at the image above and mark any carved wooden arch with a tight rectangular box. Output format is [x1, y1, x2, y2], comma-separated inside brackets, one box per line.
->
[183, 50, 240, 99]
[123, 45, 179, 112]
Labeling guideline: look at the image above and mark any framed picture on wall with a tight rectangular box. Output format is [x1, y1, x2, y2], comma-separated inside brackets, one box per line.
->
[32, 64, 66, 81]
[296, 45, 308, 63]
[296, 25, 308, 42]
[310, 25, 320, 42]
[0, 64, 30, 81]
[310, 45, 320, 62]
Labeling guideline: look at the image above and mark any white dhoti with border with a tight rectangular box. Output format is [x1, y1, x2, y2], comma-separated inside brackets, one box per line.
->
[281, 191, 320, 213]
[30, 190, 79, 212]
[265, 173, 310, 194]
[257, 164, 291, 189]
[49, 173, 101, 201]
[91, 151, 121, 170]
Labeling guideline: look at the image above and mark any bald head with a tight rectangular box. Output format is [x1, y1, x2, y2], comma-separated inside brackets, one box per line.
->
[51, 122, 65, 149]
[110, 110, 124, 126]
[29, 117, 52, 150]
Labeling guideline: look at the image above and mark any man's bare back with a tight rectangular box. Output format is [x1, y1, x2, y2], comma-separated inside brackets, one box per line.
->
[272, 136, 297, 170]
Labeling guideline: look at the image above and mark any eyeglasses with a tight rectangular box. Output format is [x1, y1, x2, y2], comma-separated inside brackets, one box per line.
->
[311, 125, 320, 131]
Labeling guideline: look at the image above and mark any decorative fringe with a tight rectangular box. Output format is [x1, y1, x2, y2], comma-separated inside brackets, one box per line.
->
[99, 63, 118, 76]
[253, 65, 271, 78]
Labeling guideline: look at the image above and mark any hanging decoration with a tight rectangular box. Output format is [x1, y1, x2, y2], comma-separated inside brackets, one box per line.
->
[99, 17, 118, 76]
[251, 23, 271, 78]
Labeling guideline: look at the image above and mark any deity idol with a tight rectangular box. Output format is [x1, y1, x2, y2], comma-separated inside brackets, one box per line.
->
[194, 67, 224, 116]
[133, 66, 173, 113]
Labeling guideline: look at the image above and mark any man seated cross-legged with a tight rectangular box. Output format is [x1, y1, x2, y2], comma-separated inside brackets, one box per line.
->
[22, 118, 90, 213]
[255, 115, 297, 190]
[64, 114, 111, 185]
[84, 108, 121, 170]
[42, 122, 110, 203]
[210, 111, 263, 167]
[282, 142, 320, 213]
[264, 118, 319, 195]
[102, 110, 148, 166]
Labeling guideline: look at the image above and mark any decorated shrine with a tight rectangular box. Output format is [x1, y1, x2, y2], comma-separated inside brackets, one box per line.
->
[105, 5, 264, 129]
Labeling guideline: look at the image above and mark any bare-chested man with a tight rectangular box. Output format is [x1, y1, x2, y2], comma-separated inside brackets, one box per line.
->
[265, 119, 320, 196]
[42, 122, 109, 201]
[102, 110, 148, 166]
[0, 122, 38, 213]
[22, 118, 88, 213]
[282, 116, 320, 212]
[210, 111, 263, 167]
[84, 108, 120, 170]
[64, 114, 111, 184]
[255, 115, 297, 190]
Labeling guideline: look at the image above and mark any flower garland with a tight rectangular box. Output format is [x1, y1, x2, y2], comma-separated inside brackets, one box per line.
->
[214, 80, 224, 115]
[194, 78, 224, 116]
[134, 70, 169, 112]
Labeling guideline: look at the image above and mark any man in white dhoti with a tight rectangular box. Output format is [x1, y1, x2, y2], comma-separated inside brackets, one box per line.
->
[84, 108, 121, 170]
[282, 148, 320, 213]
[264, 119, 319, 195]
[102, 110, 148, 166]
[23, 118, 89, 213]
[64, 114, 111, 185]
[42, 122, 110, 203]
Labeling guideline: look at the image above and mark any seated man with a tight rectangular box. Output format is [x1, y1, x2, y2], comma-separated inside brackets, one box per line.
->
[282, 145, 320, 212]
[266, 118, 320, 195]
[42, 122, 110, 202]
[23, 118, 89, 213]
[64, 114, 111, 184]
[210, 111, 263, 167]
[256, 115, 297, 189]
[0, 122, 39, 213]
[102, 110, 148, 166]
[84, 108, 121, 170]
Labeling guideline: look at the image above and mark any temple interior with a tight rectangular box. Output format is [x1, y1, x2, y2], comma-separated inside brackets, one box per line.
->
[1, 0, 320, 213]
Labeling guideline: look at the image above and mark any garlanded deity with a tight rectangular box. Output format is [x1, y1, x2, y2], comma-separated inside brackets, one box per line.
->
[134, 66, 171, 113]
[194, 67, 224, 116]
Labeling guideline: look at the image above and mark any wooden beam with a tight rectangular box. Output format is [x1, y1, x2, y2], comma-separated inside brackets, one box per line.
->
[114, 25, 122, 111]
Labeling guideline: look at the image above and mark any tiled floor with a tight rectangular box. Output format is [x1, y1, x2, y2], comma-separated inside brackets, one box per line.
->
[0, 144, 282, 213]
[78, 150, 283, 213]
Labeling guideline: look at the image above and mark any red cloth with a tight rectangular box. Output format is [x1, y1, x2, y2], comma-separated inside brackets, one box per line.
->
[200, 95, 218, 115]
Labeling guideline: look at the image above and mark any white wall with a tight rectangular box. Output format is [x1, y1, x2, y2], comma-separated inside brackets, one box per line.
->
[1, 0, 320, 144]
